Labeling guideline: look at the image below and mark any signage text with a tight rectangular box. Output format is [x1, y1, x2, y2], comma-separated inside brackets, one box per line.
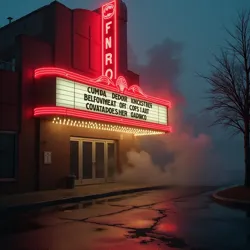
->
[102, 1, 117, 80]
[56, 78, 168, 125]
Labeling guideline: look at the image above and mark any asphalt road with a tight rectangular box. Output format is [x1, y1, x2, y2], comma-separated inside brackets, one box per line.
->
[1, 186, 250, 250]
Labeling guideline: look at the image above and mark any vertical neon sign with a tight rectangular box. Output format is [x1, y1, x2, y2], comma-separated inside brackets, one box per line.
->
[102, 0, 118, 81]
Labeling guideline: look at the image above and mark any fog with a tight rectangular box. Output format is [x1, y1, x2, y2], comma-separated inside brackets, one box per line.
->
[116, 38, 244, 186]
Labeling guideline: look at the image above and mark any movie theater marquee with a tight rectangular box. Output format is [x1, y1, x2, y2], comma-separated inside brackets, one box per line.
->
[56, 78, 168, 125]
[34, 0, 170, 131]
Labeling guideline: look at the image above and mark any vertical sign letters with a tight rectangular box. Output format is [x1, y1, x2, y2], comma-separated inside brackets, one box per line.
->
[102, 0, 117, 80]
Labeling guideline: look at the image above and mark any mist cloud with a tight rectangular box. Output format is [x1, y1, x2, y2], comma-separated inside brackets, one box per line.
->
[117, 38, 243, 186]
[128, 38, 184, 104]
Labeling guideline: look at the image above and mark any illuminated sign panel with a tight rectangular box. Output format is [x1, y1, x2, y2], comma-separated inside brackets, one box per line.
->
[102, 0, 117, 80]
[33, 0, 172, 133]
[56, 77, 168, 125]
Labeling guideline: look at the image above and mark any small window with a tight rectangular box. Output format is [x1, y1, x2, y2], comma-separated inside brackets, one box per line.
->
[0, 59, 15, 72]
[0, 132, 17, 180]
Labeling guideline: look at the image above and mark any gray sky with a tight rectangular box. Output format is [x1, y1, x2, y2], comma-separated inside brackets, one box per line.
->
[1, 0, 250, 113]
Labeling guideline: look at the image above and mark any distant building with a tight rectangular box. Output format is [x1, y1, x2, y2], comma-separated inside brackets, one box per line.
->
[0, 0, 171, 194]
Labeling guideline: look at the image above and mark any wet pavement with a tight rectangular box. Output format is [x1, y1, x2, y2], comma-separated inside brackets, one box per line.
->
[0, 186, 250, 250]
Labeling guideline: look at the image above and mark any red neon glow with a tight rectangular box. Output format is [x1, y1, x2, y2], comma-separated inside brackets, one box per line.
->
[116, 76, 128, 93]
[157, 223, 177, 233]
[34, 67, 171, 108]
[34, 107, 172, 133]
[129, 84, 147, 96]
[102, 0, 118, 80]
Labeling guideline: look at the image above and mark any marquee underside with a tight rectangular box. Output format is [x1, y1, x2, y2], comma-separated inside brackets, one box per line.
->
[51, 117, 165, 136]
[34, 107, 171, 136]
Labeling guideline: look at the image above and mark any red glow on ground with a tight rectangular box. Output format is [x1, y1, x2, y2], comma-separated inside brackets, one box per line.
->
[157, 223, 177, 233]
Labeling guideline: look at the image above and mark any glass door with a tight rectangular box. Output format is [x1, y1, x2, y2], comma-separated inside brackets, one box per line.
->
[95, 142, 105, 181]
[70, 140, 80, 185]
[81, 141, 94, 184]
[107, 142, 116, 182]
[70, 138, 117, 185]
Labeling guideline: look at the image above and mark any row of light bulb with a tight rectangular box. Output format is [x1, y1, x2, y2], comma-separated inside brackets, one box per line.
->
[52, 117, 164, 136]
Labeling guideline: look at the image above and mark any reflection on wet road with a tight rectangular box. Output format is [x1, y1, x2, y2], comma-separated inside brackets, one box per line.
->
[1, 186, 250, 250]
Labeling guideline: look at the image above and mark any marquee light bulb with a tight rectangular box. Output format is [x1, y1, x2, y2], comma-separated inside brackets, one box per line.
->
[50, 117, 165, 136]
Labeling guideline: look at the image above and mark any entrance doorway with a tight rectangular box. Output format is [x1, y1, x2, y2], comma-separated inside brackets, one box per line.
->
[70, 137, 117, 185]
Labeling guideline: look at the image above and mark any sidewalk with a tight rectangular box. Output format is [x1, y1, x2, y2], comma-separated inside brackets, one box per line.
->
[212, 185, 250, 208]
[0, 183, 168, 211]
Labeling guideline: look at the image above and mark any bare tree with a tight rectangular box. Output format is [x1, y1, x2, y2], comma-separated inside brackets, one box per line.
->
[201, 10, 250, 187]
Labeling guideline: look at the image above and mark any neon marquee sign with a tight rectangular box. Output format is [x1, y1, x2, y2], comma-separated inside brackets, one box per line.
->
[34, 67, 172, 133]
[102, 0, 117, 80]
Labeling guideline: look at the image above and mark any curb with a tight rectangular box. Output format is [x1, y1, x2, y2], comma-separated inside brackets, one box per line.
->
[212, 185, 250, 207]
[0, 185, 169, 213]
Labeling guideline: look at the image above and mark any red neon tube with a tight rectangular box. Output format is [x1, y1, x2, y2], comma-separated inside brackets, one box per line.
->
[34, 107, 172, 133]
[101, 0, 118, 80]
[34, 67, 171, 108]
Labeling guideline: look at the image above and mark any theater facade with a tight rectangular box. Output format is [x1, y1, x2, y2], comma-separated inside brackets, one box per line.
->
[0, 0, 171, 193]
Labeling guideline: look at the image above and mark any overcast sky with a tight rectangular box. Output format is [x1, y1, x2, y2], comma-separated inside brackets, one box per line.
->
[1, 0, 250, 111]
[1, 0, 250, 114]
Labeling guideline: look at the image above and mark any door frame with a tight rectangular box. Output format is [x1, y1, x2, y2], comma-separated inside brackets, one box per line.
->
[106, 141, 117, 182]
[70, 137, 117, 185]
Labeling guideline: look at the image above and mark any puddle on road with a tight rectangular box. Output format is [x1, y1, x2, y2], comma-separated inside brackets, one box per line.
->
[58, 192, 148, 212]
[126, 228, 188, 248]
[58, 192, 149, 213]
[59, 201, 94, 211]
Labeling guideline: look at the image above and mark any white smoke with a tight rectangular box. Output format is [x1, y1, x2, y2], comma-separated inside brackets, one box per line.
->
[116, 39, 244, 187]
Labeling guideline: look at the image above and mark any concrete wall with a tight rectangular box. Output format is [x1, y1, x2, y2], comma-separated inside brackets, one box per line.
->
[0, 2, 55, 60]
[72, 9, 101, 77]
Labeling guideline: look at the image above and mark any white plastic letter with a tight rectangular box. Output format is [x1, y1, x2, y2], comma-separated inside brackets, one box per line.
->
[105, 53, 112, 65]
[106, 21, 112, 34]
